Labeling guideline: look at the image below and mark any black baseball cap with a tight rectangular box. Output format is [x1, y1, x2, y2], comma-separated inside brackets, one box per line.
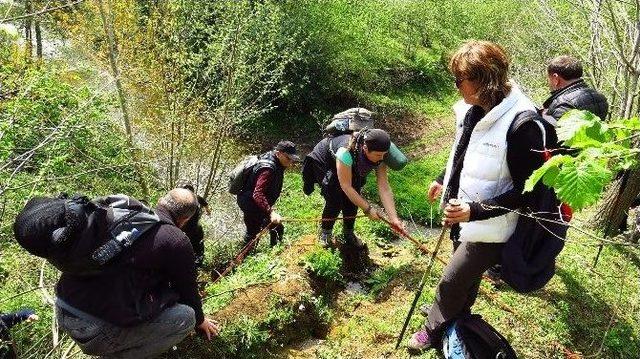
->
[364, 129, 391, 152]
[275, 140, 300, 161]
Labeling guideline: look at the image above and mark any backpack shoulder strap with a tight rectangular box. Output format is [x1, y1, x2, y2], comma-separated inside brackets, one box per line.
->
[328, 134, 353, 158]
[509, 110, 539, 136]
[509, 110, 549, 150]
[90, 195, 162, 266]
[253, 157, 277, 173]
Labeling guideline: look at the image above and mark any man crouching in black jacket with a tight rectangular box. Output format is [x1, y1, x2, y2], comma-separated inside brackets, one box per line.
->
[55, 188, 219, 358]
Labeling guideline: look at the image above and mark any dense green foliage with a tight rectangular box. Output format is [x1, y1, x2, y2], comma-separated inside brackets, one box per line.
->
[526, 110, 640, 210]
[0, 27, 147, 357]
[303, 248, 343, 282]
[2, 0, 640, 357]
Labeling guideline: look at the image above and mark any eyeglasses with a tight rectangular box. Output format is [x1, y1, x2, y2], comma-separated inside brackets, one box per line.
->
[455, 77, 467, 88]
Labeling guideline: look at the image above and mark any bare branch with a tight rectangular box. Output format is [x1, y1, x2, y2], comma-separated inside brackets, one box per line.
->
[1, 0, 85, 23]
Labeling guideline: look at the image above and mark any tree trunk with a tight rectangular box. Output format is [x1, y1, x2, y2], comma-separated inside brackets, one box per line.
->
[169, 120, 175, 187]
[594, 165, 640, 238]
[97, 0, 150, 199]
[24, 0, 33, 59]
[35, 18, 42, 59]
[195, 155, 203, 193]
[592, 4, 640, 237]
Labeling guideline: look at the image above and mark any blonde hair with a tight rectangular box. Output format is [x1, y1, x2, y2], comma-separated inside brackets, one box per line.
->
[449, 40, 511, 108]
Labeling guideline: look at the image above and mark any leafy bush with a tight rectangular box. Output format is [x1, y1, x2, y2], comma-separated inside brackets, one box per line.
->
[302, 247, 343, 282]
[279, 0, 451, 113]
[220, 316, 270, 357]
[265, 297, 296, 332]
[526, 110, 640, 210]
[364, 265, 402, 297]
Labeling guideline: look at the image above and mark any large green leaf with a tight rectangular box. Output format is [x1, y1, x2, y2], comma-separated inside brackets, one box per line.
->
[557, 110, 613, 149]
[620, 117, 640, 131]
[524, 154, 572, 192]
[556, 110, 596, 142]
[553, 159, 613, 210]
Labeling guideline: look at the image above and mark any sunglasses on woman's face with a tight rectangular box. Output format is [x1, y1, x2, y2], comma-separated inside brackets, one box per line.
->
[455, 77, 467, 88]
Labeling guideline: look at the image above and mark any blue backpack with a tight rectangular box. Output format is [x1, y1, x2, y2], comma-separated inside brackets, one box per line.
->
[442, 315, 518, 359]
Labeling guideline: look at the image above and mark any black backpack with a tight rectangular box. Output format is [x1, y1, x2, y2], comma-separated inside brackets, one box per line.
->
[442, 315, 518, 359]
[501, 111, 568, 293]
[13, 194, 164, 275]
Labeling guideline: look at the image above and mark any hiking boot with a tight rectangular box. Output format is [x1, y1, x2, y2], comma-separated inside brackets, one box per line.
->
[303, 180, 315, 196]
[407, 328, 433, 354]
[319, 229, 332, 248]
[343, 232, 366, 249]
[485, 265, 503, 286]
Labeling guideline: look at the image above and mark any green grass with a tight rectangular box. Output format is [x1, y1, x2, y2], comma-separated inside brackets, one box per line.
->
[203, 251, 285, 313]
[256, 144, 640, 358]
[364, 265, 403, 298]
[316, 224, 640, 358]
[363, 150, 450, 224]
[303, 247, 343, 282]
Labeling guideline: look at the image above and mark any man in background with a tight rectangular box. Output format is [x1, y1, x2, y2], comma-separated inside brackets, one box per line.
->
[542, 55, 608, 123]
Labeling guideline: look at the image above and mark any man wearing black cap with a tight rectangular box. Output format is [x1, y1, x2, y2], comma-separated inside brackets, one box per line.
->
[304, 129, 404, 248]
[237, 140, 299, 246]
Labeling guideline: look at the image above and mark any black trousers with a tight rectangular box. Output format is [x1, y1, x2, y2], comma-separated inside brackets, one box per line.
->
[0, 328, 16, 359]
[186, 226, 205, 267]
[425, 241, 504, 340]
[303, 156, 362, 234]
[242, 210, 284, 246]
[321, 183, 360, 233]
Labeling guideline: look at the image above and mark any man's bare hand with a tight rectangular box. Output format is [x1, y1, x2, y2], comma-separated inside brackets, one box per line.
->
[198, 318, 220, 340]
[427, 181, 443, 202]
[270, 211, 282, 224]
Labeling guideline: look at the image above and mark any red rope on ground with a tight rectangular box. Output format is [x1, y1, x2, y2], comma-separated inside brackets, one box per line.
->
[208, 215, 365, 285]
[206, 213, 516, 314]
[210, 223, 274, 285]
[281, 215, 367, 223]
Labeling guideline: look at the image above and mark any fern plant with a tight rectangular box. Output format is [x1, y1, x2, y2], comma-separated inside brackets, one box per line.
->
[364, 265, 401, 297]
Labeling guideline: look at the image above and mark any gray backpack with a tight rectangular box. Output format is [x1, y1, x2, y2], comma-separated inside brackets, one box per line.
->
[228, 155, 276, 195]
[324, 107, 375, 136]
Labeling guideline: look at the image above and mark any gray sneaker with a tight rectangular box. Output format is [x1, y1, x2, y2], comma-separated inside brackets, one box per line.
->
[319, 230, 332, 248]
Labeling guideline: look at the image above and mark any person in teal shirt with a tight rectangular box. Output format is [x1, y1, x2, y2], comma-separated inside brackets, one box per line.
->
[303, 129, 405, 248]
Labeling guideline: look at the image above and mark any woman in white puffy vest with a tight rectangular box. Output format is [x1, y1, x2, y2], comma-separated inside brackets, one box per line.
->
[407, 40, 557, 353]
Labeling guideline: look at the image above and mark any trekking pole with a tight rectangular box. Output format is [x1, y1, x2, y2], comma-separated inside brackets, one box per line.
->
[393, 199, 459, 350]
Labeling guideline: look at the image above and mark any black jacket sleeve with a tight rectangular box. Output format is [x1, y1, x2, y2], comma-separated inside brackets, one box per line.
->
[162, 230, 205, 326]
[469, 120, 549, 221]
[0, 309, 35, 329]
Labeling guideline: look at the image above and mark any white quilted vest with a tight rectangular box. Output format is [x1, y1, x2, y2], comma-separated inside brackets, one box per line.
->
[442, 84, 537, 243]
